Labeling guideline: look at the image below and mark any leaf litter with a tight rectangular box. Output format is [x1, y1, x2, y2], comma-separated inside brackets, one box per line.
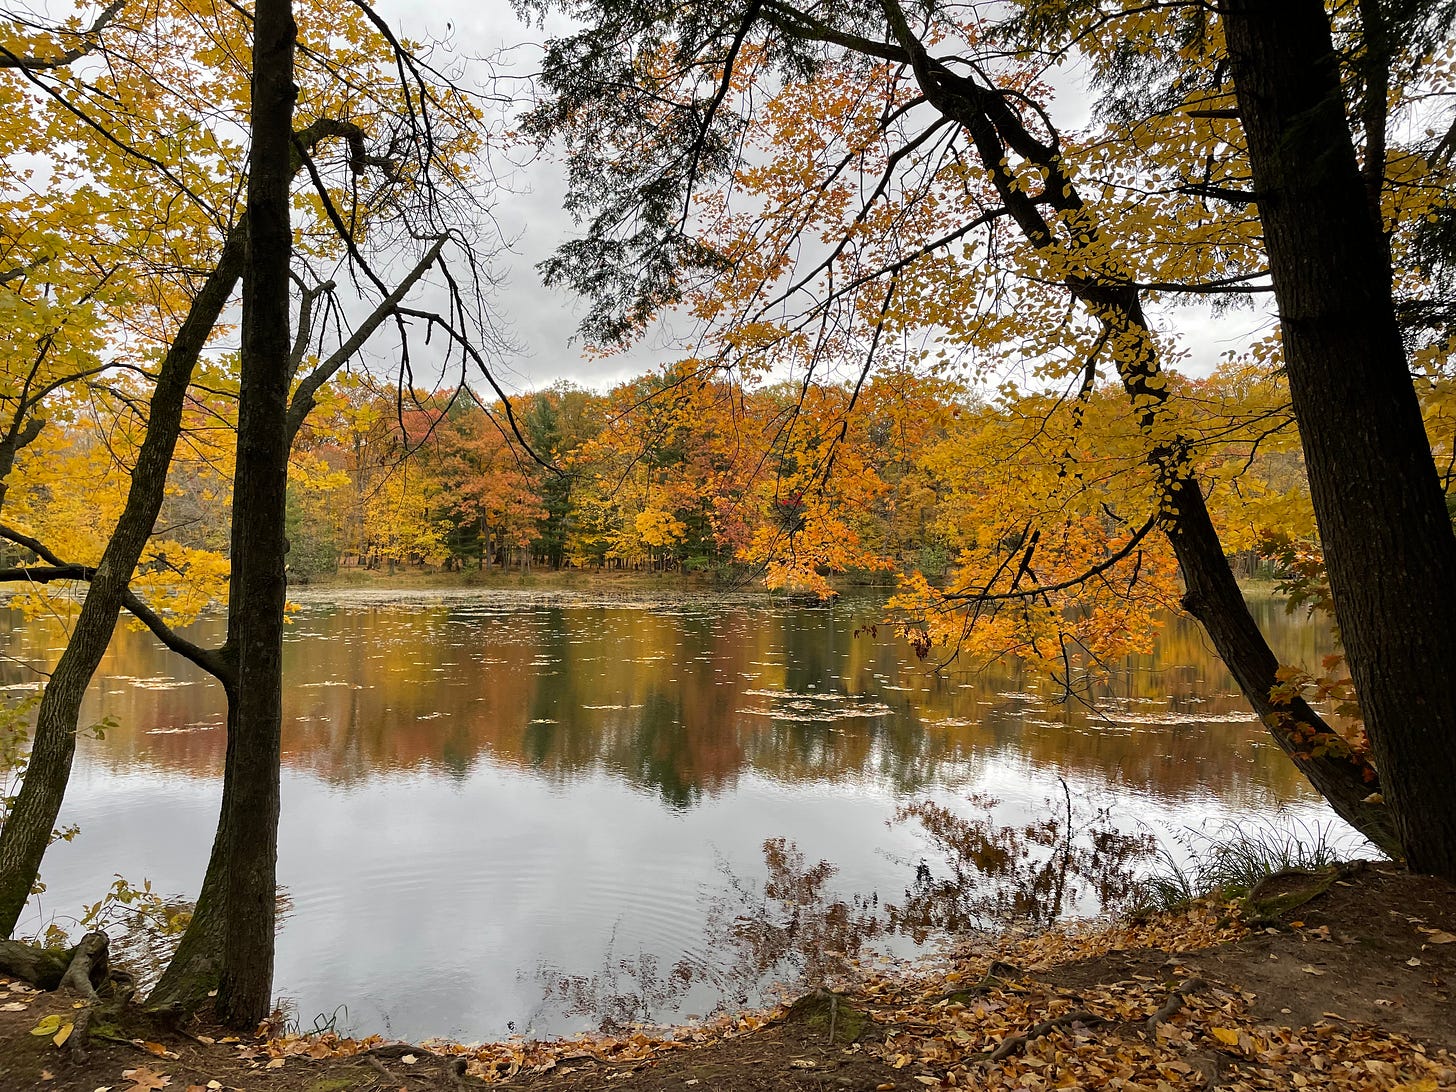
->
[1, 862, 1453, 1091]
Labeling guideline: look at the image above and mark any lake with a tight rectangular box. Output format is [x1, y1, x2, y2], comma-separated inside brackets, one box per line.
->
[0, 586, 1351, 1041]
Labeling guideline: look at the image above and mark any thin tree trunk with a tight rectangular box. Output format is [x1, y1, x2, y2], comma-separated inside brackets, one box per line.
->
[213, 0, 296, 1028]
[1224, 0, 1456, 877]
[0, 228, 246, 937]
[147, 686, 235, 1011]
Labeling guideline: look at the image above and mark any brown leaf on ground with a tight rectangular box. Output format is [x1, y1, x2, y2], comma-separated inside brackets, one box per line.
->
[121, 1067, 170, 1091]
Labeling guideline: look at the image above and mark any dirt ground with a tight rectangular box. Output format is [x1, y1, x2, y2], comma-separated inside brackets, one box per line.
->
[1, 860, 1452, 1091]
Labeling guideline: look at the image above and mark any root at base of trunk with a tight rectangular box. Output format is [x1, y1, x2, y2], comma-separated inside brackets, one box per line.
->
[0, 930, 132, 1061]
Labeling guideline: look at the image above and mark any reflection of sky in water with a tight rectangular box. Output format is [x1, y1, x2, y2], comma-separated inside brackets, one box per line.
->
[2, 589, 1353, 1041]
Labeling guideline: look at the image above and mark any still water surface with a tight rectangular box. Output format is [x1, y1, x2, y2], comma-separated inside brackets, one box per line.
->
[1, 587, 1347, 1040]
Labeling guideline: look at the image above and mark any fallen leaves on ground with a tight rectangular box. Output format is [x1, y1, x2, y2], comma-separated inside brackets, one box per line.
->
[229, 899, 1455, 1089]
[7, 879, 1450, 1092]
[121, 1067, 170, 1091]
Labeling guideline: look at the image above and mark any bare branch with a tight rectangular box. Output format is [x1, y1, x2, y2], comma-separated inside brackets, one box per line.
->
[286, 235, 448, 444]
[0, 521, 230, 681]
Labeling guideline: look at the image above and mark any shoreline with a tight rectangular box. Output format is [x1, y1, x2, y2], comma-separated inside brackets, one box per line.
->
[1, 861, 1451, 1090]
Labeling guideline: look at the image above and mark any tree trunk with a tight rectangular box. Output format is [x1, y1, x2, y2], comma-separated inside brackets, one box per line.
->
[1091, 294, 1398, 855]
[877, 32, 1400, 854]
[0, 229, 247, 937]
[1224, 0, 1456, 877]
[213, 0, 296, 1029]
[147, 684, 236, 1012]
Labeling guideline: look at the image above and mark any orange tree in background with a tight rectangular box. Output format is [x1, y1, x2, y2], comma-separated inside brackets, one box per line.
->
[513, 0, 1456, 866]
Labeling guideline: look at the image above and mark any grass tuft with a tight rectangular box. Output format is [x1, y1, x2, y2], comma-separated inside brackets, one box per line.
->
[1138, 816, 1366, 911]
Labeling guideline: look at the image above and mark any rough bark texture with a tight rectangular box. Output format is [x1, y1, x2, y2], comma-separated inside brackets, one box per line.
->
[1224, 0, 1456, 877]
[149, 240, 441, 1011]
[0, 227, 247, 937]
[213, 0, 296, 1029]
[1098, 291, 1397, 855]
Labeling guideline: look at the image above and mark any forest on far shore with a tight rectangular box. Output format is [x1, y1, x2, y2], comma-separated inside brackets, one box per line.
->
[5, 358, 1314, 606]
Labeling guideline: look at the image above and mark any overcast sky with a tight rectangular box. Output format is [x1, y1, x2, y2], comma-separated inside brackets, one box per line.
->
[367, 0, 1276, 397]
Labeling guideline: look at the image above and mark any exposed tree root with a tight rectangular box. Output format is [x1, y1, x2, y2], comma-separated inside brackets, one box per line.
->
[58, 931, 110, 1062]
[0, 934, 100, 992]
[1242, 866, 1347, 926]
[986, 1009, 1107, 1062]
[0, 931, 146, 1061]
[1145, 977, 1208, 1039]
[935, 959, 1023, 1003]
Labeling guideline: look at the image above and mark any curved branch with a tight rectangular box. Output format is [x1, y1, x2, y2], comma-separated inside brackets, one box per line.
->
[0, 522, 230, 683]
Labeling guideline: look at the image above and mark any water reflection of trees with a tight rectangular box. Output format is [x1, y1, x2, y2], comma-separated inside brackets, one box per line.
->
[0, 597, 1334, 808]
[889, 791, 1151, 937]
[535, 792, 1153, 1030]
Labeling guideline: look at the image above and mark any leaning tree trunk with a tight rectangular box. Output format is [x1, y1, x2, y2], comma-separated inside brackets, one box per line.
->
[147, 683, 236, 1012]
[0, 230, 246, 937]
[872, 17, 1401, 853]
[1224, 0, 1456, 878]
[1101, 293, 1402, 856]
[212, 0, 296, 1029]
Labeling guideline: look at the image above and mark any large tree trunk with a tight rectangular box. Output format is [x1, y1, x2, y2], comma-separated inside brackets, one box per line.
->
[1223, 0, 1456, 878]
[150, 238, 444, 1014]
[212, 0, 296, 1029]
[0, 230, 246, 937]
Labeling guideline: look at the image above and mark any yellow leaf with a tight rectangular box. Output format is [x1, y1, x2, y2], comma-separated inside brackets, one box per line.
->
[53, 1021, 73, 1047]
[1210, 1027, 1241, 1047]
[30, 1013, 62, 1036]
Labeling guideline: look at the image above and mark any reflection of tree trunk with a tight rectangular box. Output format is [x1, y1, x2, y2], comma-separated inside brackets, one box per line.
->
[1223, 0, 1456, 877]
[212, 0, 296, 1028]
[0, 228, 246, 937]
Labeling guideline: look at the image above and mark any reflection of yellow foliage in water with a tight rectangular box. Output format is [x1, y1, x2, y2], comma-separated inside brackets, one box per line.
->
[0, 595, 1336, 813]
